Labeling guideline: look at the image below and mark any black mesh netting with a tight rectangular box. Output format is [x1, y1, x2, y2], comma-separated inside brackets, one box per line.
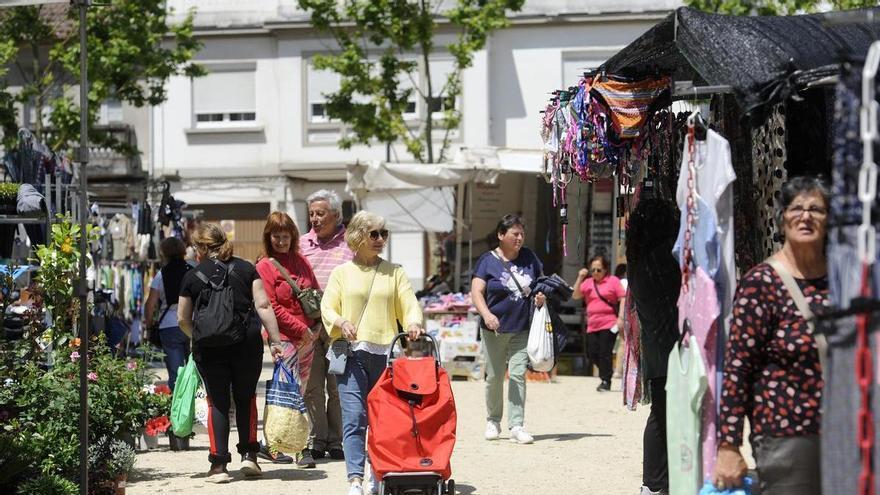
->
[600, 7, 880, 118]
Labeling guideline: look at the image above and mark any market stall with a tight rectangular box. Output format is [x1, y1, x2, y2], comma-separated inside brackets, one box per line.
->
[538, 6, 880, 494]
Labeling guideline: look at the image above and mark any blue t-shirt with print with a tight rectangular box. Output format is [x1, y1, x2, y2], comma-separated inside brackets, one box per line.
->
[474, 247, 543, 333]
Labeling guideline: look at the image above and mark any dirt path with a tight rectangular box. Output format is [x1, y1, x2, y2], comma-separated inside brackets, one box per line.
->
[129, 358, 651, 495]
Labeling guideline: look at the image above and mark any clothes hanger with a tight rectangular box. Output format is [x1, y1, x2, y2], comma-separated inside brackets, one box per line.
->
[686, 86, 708, 141]
[680, 318, 693, 347]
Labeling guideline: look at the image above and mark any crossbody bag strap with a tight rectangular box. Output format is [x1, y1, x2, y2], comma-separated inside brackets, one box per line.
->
[767, 258, 828, 374]
[491, 250, 527, 298]
[270, 257, 302, 296]
[593, 278, 617, 311]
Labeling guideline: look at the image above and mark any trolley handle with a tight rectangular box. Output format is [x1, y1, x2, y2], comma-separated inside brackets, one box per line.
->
[386, 332, 441, 368]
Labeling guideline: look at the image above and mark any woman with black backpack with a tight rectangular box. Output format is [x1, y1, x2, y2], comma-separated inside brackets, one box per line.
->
[177, 223, 284, 483]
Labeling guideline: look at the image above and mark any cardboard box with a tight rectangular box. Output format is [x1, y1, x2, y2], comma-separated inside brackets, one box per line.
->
[437, 321, 478, 342]
[439, 340, 482, 363]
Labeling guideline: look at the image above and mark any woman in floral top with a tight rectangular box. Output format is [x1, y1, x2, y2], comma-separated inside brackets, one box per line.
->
[713, 177, 831, 495]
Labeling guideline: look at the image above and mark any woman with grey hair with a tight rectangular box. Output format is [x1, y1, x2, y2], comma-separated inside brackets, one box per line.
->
[320, 210, 424, 495]
[713, 176, 831, 495]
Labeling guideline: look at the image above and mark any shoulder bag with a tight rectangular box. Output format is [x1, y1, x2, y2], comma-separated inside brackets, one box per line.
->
[479, 250, 531, 332]
[767, 258, 828, 377]
[270, 258, 322, 320]
[593, 278, 621, 316]
[327, 261, 381, 375]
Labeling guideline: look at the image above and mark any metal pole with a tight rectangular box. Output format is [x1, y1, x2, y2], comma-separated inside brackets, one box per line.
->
[453, 181, 465, 292]
[75, 2, 90, 494]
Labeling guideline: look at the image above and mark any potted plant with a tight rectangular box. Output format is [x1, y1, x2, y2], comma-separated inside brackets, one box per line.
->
[0, 182, 18, 215]
[142, 383, 172, 450]
[88, 436, 136, 494]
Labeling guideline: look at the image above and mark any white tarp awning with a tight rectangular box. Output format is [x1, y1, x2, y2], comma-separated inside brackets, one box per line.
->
[346, 158, 501, 232]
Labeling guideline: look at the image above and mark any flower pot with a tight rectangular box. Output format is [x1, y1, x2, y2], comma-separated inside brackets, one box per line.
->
[142, 433, 159, 450]
[0, 201, 16, 215]
[168, 433, 190, 451]
[113, 473, 127, 495]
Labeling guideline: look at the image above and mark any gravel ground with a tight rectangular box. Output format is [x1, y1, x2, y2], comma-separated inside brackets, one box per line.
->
[128, 356, 656, 495]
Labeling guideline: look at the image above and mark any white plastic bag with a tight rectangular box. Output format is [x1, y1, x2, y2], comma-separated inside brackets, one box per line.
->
[527, 306, 555, 372]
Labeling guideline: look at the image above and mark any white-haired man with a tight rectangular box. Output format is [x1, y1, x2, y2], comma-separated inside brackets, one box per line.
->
[298, 189, 353, 464]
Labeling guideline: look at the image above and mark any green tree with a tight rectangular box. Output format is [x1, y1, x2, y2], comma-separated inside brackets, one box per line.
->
[0, 2, 203, 154]
[298, 0, 524, 163]
[686, 0, 879, 15]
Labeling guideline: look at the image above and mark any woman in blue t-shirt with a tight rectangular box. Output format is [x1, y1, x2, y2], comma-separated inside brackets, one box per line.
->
[470, 214, 546, 445]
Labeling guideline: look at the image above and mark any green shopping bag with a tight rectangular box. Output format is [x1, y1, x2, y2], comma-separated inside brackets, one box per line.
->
[170, 353, 201, 438]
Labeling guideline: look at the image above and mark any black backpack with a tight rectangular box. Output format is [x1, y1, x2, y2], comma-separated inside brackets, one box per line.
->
[192, 260, 245, 347]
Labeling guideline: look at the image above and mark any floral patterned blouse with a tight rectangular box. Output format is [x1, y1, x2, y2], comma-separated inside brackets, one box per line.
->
[719, 262, 829, 446]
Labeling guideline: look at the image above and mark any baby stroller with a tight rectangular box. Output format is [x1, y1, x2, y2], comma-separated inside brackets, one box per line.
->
[368, 333, 456, 495]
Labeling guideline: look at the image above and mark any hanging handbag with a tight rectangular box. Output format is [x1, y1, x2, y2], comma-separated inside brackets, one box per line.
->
[270, 258, 322, 320]
[327, 261, 381, 375]
[147, 305, 171, 348]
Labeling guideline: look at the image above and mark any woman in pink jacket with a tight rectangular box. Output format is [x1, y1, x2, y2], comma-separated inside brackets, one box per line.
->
[572, 254, 625, 392]
[255, 211, 321, 467]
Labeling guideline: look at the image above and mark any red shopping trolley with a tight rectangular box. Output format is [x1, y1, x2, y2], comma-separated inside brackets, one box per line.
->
[368, 333, 457, 495]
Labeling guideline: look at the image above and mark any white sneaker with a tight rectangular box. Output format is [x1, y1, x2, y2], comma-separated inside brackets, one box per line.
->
[639, 487, 667, 495]
[509, 426, 534, 444]
[367, 480, 379, 495]
[484, 420, 501, 440]
[347, 484, 364, 495]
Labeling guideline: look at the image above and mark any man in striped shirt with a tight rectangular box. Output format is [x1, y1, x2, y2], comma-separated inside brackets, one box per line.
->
[299, 189, 353, 463]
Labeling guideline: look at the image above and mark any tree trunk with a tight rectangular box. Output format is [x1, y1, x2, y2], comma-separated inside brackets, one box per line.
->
[420, 0, 433, 164]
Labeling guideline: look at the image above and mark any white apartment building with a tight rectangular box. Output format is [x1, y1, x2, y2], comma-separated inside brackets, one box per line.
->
[36, 0, 679, 286]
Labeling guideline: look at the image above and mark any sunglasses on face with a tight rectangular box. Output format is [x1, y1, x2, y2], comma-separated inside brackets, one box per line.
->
[369, 229, 389, 240]
[591, 268, 605, 274]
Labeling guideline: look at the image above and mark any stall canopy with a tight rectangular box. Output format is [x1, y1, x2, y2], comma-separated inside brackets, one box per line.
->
[346, 158, 500, 232]
[600, 7, 880, 116]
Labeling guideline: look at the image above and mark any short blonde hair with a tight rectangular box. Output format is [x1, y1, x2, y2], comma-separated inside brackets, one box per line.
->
[345, 211, 386, 252]
[191, 223, 234, 261]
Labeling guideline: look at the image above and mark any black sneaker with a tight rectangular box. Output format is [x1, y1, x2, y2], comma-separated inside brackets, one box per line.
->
[310, 448, 326, 460]
[596, 380, 611, 392]
[296, 448, 316, 468]
[257, 443, 294, 464]
[328, 448, 345, 460]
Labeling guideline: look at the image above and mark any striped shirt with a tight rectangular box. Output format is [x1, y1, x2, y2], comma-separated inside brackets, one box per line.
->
[299, 226, 354, 289]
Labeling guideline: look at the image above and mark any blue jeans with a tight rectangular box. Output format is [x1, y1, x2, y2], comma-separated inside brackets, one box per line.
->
[160, 326, 190, 391]
[337, 350, 387, 481]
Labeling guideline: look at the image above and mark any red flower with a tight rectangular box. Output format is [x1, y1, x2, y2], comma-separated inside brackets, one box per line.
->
[145, 415, 171, 436]
[154, 384, 172, 395]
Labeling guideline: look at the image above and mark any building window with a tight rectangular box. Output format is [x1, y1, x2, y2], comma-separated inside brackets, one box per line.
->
[192, 67, 257, 127]
[307, 64, 341, 124]
[99, 99, 123, 125]
[561, 50, 618, 88]
[428, 58, 456, 120]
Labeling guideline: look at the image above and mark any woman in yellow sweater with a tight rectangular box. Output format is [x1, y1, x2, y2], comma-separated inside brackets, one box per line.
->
[321, 211, 424, 495]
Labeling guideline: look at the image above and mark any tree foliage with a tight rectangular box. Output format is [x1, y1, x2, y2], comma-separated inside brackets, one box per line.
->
[0, 1, 203, 154]
[298, 0, 524, 163]
[686, 0, 879, 15]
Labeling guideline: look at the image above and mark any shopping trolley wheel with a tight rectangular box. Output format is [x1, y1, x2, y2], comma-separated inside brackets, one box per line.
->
[445, 479, 455, 494]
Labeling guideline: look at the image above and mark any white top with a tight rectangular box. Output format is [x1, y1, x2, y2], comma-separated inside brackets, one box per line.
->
[675, 128, 737, 328]
[149, 271, 179, 329]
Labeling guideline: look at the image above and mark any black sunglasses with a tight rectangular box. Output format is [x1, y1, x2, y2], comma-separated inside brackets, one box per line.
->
[369, 229, 389, 240]
[591, 268, 605, 273]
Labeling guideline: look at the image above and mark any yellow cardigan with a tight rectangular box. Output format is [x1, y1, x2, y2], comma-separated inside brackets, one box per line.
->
[321, 260, 423, 345]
